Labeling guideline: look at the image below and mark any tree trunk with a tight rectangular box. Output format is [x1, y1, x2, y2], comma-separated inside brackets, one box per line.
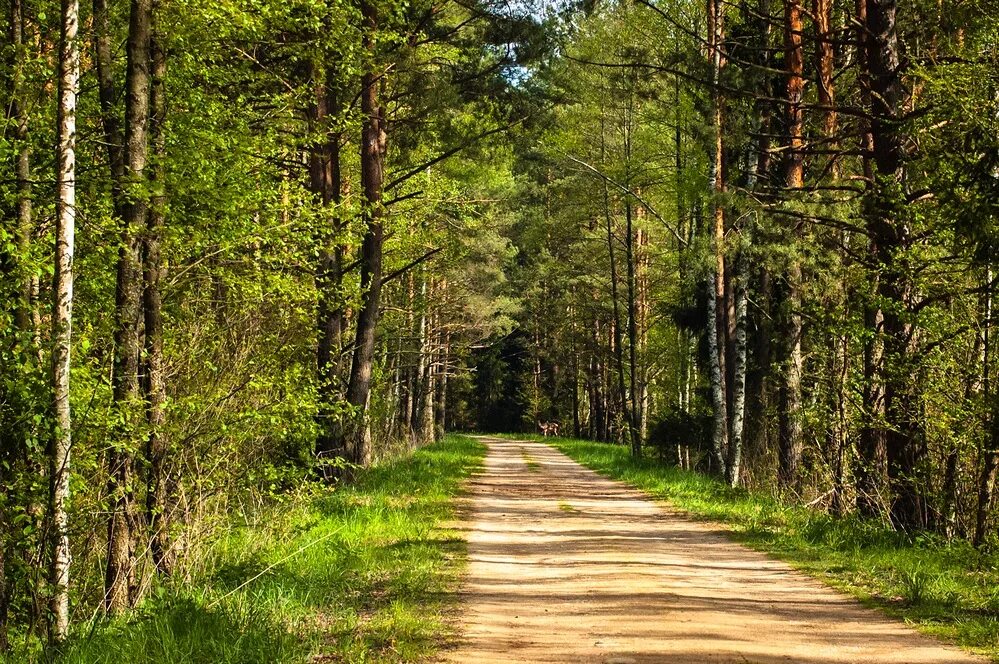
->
[601, 112, 633, 452]
[143, 9, 171, 576]
[572, 339, 581, 438]
[783, 0, 804, 191]
[343, 8, 386, 467]
[857, 296, 885, 516]
[589, 318, 604, 440]
[975, 277, 994, 546]
[434, 330, 449, 440]
[606, 210, 631, 451]
[8, 0, 32, 339]
[93, 0, 126, 215]
[707, 0, 729, 477]
[106, 0, 152, 613]
[413, 276, 431, 443]
[707, 261, 728, 476]
[400, 272, 415, 436]
[50, 0, 80, 639]
[863, 0, 922, 531]
[777, 0, 806, 493]
[976, 414, 999, 547]
[416, 283, 436, 446]
[777, 266, 804, 491]
[314, 71, 347, 460]
[624, 198, 642, 457]
[829, 332, 850, 515]
[0, 533, 6, 653]
[853, 0, 885, 518]
[727, 249, 748, 487]
[814, 0, 838, 176]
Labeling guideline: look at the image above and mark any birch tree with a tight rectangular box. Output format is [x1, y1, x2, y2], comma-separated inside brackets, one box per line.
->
[50, 0, 80, 639]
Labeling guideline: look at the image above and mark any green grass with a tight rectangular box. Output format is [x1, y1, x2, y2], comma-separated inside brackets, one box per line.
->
[527, 434, 999, 662]
[520, 446, 541, 472]
[43, 434, 484, 664]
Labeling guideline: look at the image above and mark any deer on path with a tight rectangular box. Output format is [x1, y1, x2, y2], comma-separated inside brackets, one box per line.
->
[538, 421, 560, 437]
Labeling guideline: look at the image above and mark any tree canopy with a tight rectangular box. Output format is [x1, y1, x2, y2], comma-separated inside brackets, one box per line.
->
[1, 0, 998, 653]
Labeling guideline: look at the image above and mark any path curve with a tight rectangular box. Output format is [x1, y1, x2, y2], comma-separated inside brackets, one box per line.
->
[444, 437, 983, 664]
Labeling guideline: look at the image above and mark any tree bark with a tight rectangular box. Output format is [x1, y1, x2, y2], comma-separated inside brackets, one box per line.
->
[93, 0, 126, 215]
[8, 0, 32, 339]
[143, 7, 171, 575]
[434, 330, 449, 440]
[572, 333, 581, 438]
[829, 331, 850, 515]
[0, 533, 6, 653]
[343, 6, 386, 467]
[854, 0, 885, 518]
[314, 71, 348, 460]
[50, 0, 80, 639]
[606, 202, 631, 451]
[707, 0, 729, 477]
[601, 110, 634, 453]
[727, 249, 748, 487]
[106, 0, 152, 613]
[777, 265, 804, 491]
[624, 198, 642, 458]
[814, 0, 838, 176]
[707, 261, 728, 476]
[976, 408, 999, 546]
[415, 279, 436, 446]
[863, 0, 922, 531]
[975, 276, 994, 546]
[857, 295, 885, 516]
[589, 318, 606, 440]
[400, 271, 416, 436]
[741, 0, 774, 475]
[777, 0, 806, 493]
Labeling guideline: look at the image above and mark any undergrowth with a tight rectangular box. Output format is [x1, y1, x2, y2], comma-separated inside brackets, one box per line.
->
[31, 434, 484, 664]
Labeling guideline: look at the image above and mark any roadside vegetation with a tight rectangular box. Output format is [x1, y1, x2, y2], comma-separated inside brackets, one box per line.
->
[540, 436, 999, 661]
[35, 435, 484, 664]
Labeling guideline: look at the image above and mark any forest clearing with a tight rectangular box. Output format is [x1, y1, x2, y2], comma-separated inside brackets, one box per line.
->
[1, 0, 999, 659]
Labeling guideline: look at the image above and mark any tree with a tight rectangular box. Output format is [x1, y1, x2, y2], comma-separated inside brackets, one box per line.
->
[105, 0, 153, 612]
[342, 0, 387, 467]
[143, 0, 170, 574]
[50, 0, 80, 639]
[776, 0, 805, 492]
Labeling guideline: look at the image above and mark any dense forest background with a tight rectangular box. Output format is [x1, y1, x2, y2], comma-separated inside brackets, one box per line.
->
[1, 0, 998, 653]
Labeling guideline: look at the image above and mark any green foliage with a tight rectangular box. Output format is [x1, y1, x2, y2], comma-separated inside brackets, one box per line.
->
[28, 435, 484, 664]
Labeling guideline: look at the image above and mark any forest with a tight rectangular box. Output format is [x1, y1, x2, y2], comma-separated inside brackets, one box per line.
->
[0, 0, 998, 657]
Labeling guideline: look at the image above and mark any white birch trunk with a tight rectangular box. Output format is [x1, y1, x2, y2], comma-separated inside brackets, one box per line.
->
[50, 0, 80, 640]
[727, 250, 749, 487]
[707, 266, 728, 476]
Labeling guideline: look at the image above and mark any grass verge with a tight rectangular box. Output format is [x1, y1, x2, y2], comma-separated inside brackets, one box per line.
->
[532, 435, 999, 662]
[46, 434, 484, 664]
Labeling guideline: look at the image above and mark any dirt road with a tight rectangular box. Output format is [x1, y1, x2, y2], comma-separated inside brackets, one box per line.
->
[444, 437, 983, 664]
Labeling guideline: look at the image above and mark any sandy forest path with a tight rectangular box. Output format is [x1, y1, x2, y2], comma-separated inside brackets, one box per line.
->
[443, 437, 983, 664]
